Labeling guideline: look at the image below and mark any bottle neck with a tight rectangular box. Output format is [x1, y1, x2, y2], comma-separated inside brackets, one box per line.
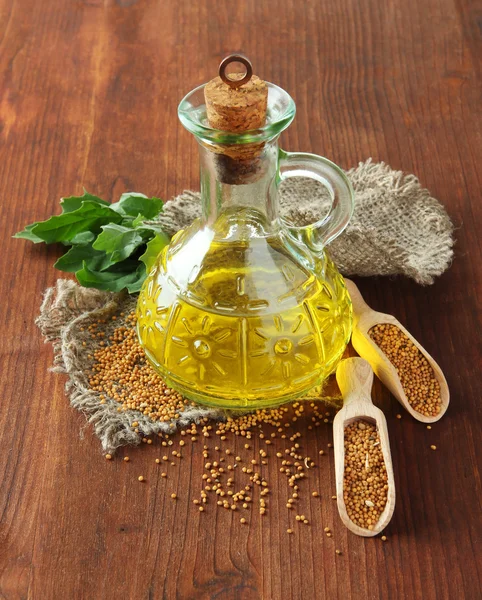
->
[198, 139, 280, 230]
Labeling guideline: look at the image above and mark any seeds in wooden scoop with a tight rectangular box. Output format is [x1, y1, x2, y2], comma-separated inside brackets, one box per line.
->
[343, 420, 388, 530]
[369, 324, 441, 417]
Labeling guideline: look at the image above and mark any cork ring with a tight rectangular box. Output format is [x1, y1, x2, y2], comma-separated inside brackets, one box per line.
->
[219, 54, 253, 89]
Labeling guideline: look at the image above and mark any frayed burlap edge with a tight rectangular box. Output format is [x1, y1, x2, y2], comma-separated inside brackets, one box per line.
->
[37, 279, 223, 453]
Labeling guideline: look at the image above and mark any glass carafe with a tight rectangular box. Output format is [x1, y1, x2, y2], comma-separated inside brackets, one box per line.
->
[137, 81, 354, 409]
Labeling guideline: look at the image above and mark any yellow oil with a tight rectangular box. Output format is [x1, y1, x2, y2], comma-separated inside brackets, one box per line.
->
[137, 227, 352, 409]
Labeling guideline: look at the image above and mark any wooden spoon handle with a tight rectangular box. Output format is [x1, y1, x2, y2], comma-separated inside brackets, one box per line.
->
[345, 279, 371, 317]
[336, 357, 374, 402]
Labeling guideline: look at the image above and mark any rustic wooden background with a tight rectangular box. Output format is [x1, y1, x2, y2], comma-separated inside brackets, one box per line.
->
[0, 0, 480, 598]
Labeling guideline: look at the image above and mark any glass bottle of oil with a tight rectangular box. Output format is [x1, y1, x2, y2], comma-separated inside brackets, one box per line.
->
[137, 61, 354, 409]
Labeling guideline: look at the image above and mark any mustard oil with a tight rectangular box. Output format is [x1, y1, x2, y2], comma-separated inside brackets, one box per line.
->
[137, 229, 352, 409]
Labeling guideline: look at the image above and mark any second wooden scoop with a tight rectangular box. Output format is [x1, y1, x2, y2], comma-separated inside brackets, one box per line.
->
[334, 358, 396, 537]
[345, 279, 449, 424]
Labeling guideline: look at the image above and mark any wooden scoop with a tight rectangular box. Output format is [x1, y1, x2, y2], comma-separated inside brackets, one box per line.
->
[345, 279, 449, 424]
[334, 357, 396, 537]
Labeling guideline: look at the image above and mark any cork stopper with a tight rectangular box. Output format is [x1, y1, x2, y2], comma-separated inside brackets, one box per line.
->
[203, 55, 268, 184]
[205, 55, 268, 132]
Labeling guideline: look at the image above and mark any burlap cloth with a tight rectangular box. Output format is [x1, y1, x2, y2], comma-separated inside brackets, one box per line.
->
[37, 160, 454, 451]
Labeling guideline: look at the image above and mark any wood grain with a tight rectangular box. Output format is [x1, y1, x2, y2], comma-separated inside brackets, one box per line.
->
[0, 0, 480, 598]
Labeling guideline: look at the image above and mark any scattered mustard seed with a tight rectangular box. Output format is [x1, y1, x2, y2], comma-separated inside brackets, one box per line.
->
[90, 317, 361, 540]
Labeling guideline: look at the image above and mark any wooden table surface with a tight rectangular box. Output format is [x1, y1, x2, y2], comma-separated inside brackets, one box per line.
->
[1, 0, 481, 598]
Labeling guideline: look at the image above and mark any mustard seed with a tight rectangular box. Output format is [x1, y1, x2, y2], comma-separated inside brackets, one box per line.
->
[89, 314, 362, 533]
[343, 420, 388, 530]
[369, 324, 441, 417]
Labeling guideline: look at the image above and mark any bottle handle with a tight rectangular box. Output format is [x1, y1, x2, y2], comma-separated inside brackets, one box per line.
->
[278, 150, 354, 252]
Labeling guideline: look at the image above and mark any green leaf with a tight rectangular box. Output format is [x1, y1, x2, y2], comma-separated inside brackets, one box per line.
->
[132, 213, 145, 227]
[92, 224, 147, 263]
[61, 191, 109, 213]
[76, 261, 146, 292]
[54, 244, 114, 273]
[14, 187, 170, 295]
[138, 222, 170, 236]
[126, 265, 147, 293]
[139, 231, 170, 272]
[13, 223, 44, 243]
[70, 231, 96, 245]
[111, 193, 163, 219]
[29, 201, 123, 244]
